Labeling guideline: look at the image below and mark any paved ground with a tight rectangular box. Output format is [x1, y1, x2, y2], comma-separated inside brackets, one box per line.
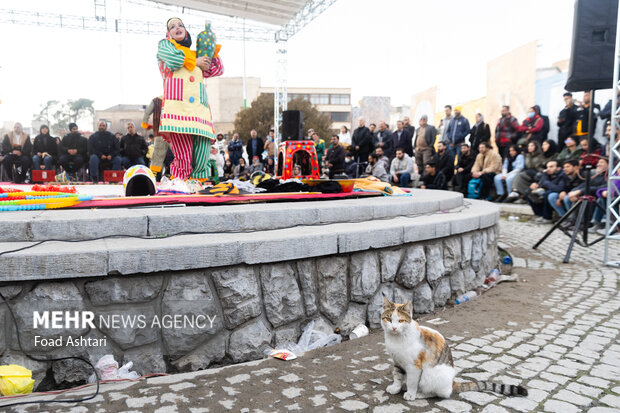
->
[1, 218, 619, 413]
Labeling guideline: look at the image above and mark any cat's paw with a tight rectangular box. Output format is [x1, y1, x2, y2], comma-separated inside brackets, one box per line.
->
[403, 391, 416, 401]
[386, 383, 402, 394]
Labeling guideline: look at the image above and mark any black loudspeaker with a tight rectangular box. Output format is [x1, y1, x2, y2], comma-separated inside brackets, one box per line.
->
[282, 110, 303, 141]
[565, 0, 618, 92]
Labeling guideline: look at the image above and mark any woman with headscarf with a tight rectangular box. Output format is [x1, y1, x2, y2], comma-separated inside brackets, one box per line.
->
[32, 125, 58, 171]
[156, 17, 223, 180]
[469, 113, 491, 154]
[541, 139, 558, 166]
[505, 140, 545, 202]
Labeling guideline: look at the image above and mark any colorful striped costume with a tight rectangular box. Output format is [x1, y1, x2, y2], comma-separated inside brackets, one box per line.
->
[157, 38, 223, 180]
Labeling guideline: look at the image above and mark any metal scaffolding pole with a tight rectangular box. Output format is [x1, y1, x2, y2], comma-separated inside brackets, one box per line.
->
[273, 39, 288, 175]
[604, 5, 620, 267]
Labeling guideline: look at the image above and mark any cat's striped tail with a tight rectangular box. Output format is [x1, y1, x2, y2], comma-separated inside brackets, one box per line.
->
[453, 380, 528, 396]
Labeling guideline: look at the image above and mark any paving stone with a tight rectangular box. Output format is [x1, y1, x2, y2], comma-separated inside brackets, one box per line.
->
[527, 379, 558, 392]
[578, 375, 610, 388]
[543, 399, 582, 413]
[459, 391, 497, 406]
[566, 382, 603, 398]
[600, 394, 620, 409]
[480, 405, 510, 413]
[499, 397, 539, 412]
[436, 399, 473, 412]
[554, 389, 593, 407]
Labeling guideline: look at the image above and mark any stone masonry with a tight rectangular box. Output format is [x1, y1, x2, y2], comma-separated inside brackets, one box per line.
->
[0, 226, 497, 391]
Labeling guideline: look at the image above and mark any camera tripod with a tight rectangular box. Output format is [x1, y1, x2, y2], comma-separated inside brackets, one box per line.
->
[532, 172, 607, 263]
[533, 89, 607, 263]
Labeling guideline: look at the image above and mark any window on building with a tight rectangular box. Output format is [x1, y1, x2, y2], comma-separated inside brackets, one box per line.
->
[330, 94, 350, 105]
[310, 94, 329, 105]
[330, 112, 350, 122]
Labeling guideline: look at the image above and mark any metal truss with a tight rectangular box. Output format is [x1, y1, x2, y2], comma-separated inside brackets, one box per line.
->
[605, 7, 620, 267]
[275, 0, 338, 41]
[273, 40, 288, 173]
[0, 8, 276, 41]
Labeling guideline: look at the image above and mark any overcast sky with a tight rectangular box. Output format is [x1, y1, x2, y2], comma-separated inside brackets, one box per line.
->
[0, 0, 575, 129]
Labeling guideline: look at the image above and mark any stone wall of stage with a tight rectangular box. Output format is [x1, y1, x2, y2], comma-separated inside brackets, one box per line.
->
[0, 225, 497, 390]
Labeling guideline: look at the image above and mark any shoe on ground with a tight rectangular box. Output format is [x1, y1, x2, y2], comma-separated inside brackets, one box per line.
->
[532, 216, 544, 223]
[495, 194, 507, 203]
[540, 218, 552, 225]
[504, 192, 520, 203]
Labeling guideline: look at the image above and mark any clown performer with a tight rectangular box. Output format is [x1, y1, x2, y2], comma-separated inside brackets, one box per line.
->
[156, 17, 223, 180]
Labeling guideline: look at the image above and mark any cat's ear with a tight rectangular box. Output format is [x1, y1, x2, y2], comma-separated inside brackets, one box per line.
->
[402, 301, 413, 315]
[382, 292, 392, 308]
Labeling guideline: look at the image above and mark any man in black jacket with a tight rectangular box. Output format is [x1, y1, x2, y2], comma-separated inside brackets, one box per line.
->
[326, 135, 345, 179]
[391, 120, 412, 158]
[89, 121, 121, 181]
[453, 143, 476, 195]
[1, 122, 32, 183]
[527, 160, 567, 224]
[59, 122, 87, 176]
[352, 117, 373, 162]
[246, 129, 264, 163]
[435, 141, 455, 182]
[120, 122, 148, 168]
[420, 160, 447, 190]
[557, 93, 578, 151]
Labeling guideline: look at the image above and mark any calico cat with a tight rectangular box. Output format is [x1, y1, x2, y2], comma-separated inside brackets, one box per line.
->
[381, 295, 527, 401]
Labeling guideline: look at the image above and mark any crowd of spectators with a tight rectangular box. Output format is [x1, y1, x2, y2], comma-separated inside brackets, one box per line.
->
[2, 91, 617, 235]
[1, 121, 151, 182]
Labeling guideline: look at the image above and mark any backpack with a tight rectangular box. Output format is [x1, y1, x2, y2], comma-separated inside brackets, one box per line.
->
[467, 178, 482, 199]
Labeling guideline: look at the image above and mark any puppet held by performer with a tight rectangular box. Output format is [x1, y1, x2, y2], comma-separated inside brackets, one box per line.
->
[156, 17, 223, 181]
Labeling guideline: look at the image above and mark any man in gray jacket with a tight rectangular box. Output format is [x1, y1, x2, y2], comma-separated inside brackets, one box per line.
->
[390, 148, 415, 187]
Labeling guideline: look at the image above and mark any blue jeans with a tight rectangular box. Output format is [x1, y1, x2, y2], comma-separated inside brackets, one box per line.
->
[90, 154, 122, 180]
[592, 198, 606, 223]
[547, 192, 567, 217]
[32, 155, 53, 170]
[447, 144, 462, 159]
[493, 173, 517, 196]
[122, 156, 146, 169]
[393, 172, 411, 187]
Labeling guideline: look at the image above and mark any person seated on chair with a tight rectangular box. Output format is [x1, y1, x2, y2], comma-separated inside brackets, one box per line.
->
[364, 153, 390, 182]
[493, 145, 524, 202]
[548, 159, 582, 218]
[249, 155, 264, 175]
[120, 122, 148, 169]
[420, 160, 447, 190]
[344, 152, 357, 178]
[435, 140, 455, 182]
[470, 141, 502, 200]
[88, 121, 121, 182]
[234, 157, 251, 181]
[59, 123, 86, 179]
[1, 122, 32, 183]
[389, 147, 415, 187]
[453, 143, 477, 195]
[526, 160, 566, 225]
[562, 158, 608, 231]
[326, 135, 346, 179]
[32, 125, 58, 172]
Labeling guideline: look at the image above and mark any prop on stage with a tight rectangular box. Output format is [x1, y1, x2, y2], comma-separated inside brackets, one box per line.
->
[277, 141, 321, 180]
